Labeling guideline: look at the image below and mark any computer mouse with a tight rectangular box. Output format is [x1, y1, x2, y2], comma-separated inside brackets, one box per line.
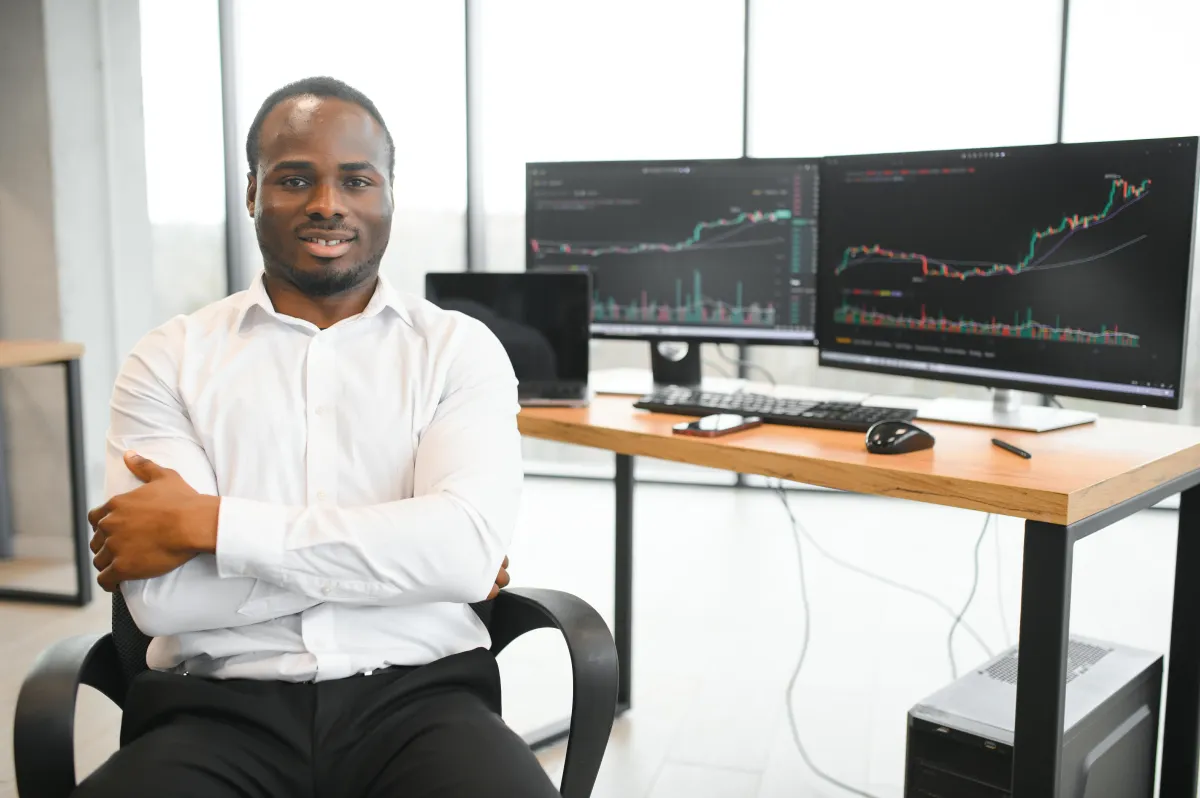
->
[865, 420, 935, 455]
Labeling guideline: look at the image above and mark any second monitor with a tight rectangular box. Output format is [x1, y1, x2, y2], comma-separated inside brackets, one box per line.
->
[527, 158, 819, 385]
[818, 136, 1199, 429]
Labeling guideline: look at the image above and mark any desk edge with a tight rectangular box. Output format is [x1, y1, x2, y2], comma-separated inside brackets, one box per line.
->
[519, 416, 1072, 524]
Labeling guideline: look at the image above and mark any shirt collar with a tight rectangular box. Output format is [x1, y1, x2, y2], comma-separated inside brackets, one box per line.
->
[237, 270, 412, 330]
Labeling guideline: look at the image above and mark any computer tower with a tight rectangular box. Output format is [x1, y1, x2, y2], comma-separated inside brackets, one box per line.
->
[904, 635, 1162, 798]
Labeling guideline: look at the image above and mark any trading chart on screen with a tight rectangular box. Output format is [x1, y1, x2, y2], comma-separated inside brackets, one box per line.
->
[817, 139, 1198, 402]
[527, 159, 819, 342]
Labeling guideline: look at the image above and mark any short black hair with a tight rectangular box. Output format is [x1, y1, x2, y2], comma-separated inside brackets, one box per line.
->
[245, 76, 395, 181]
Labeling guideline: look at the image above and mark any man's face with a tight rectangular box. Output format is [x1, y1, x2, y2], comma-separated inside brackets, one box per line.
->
[248, 95, 393, 297]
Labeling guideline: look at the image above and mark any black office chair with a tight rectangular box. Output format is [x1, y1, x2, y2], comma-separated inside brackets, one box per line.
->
[14, 588, 619, 798]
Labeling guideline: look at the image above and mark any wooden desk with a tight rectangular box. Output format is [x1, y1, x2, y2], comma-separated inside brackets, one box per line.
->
[0, 341, 90, 606]
[519, 396, 1200, 798]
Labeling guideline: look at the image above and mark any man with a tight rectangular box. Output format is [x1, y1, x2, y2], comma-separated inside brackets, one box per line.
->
[76, 76, 560, 798]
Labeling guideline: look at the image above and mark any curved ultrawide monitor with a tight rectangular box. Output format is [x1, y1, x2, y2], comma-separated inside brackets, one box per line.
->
[817, 137, 1199, 409]
[526, 158, 819, 345]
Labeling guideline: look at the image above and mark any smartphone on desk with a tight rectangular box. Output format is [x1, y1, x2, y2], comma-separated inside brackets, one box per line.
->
[672, 414, 763, 438]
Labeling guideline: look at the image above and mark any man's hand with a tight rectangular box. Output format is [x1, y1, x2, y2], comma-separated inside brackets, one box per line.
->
[487, 556, 511, 600]
[87, 451, 220, 593]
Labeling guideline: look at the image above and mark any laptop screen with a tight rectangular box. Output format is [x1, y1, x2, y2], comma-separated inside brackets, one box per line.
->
[424, 272, 591, 385]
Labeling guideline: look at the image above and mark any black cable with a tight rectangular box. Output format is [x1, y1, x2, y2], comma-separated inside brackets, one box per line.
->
[948, 515, 992, 680]
[775, 483, 882, 798]
[716, 344, 777, 386]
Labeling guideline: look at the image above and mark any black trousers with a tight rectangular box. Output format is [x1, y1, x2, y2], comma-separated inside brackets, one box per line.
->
[73, 648, 559, 798]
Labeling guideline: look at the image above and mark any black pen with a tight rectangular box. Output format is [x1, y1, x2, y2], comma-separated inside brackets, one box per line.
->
[992, 438, 1032, 459]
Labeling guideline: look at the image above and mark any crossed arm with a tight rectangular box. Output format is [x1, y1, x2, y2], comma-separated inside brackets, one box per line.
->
[90, 325, 523, 639]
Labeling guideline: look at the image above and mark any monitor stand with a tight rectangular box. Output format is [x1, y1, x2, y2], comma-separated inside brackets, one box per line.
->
[649, 341, 702, 387]
[917, 389, 1098, 433]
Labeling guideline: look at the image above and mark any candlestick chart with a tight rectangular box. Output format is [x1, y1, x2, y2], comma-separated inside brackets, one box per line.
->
[816, 138, 1198, 400]
[527, 160, 819, 339]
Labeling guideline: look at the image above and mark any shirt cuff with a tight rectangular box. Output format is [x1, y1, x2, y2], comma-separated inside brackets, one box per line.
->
[215, 496, 290, 582]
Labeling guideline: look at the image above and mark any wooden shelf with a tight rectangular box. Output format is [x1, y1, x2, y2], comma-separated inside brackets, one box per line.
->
[0, 341, 83, 369]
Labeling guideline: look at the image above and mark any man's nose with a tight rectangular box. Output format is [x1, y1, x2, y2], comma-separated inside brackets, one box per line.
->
[306, 182, 347, 219]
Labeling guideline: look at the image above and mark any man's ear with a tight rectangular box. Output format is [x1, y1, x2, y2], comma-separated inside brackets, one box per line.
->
[246, 172, 257, 217]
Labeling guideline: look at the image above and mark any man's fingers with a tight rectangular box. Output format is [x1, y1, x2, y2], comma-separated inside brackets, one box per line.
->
[124, 450, 169, 482]
[97, 565, 120, 593]
[87, 500, 114, 530]
[89, 529, 105, 555]
[491, 555, 511, 592]
[92, 543, 113, 573]
[487, 582, 500, 600]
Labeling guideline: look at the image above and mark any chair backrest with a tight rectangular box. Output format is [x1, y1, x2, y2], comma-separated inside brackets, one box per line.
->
[111, 590, 152, 688]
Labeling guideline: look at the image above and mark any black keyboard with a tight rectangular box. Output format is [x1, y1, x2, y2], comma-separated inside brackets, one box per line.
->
[633, 386, 917, 432]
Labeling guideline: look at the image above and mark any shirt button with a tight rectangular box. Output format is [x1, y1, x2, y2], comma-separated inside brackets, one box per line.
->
[315, 406, 325, 417]
[316, 490, 327, 501]
[321, 584, 332, 596]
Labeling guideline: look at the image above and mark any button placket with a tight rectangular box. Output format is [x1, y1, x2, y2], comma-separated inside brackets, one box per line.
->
[305, 335, 338, 506]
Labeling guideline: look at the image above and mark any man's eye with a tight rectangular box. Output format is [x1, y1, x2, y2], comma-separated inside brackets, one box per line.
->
[345, 177, 370, 188]
[281, 177, 309, 188]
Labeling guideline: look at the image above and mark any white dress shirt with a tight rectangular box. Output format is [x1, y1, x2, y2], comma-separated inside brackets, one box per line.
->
[106, 272, 522, 682]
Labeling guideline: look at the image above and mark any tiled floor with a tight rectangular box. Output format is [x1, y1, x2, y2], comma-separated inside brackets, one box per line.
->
[0, 472, 1184, 797]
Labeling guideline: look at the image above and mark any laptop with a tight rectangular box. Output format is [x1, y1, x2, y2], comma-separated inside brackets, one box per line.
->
[425, 272, 592, 406]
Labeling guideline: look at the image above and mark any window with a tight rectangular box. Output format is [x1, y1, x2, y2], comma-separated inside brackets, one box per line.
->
[140, 0, 228, 319]
[1062, 0, 1200, 144]
[748, 0, 1062, 157]
[472, 0, 746, 272]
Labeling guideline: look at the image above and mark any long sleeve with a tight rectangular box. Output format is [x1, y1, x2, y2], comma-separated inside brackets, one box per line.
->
[215, 320, 522, 606]
[111, 324, 320, 638]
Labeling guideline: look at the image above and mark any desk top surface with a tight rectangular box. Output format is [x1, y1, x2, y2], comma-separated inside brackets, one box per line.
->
[0, 340, 83, 368]
[518, 395, 1200, 525]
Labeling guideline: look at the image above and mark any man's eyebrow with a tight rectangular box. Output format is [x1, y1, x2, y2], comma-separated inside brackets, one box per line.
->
[339, 161, 381, 173]
[270, 160, 315, 173]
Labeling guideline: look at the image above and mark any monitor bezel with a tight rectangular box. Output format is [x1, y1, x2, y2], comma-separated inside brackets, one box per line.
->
[524, 156, 821, 347]
[424, 270, 594, 382]
[814, 136, 1199, 410]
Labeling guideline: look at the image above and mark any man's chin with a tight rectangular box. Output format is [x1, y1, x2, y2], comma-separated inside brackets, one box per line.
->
[273, 257, 376, 298]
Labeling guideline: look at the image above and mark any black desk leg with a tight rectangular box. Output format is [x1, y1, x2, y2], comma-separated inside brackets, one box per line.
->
[614, 453, 633, 713]
[0, 384, 15, 558]
[0, 359, 91, 606]
[1011, 520, 1074, 798]
[65, 360, 91, 606]
[1160, 485, 1200, 795]
[522, 453, 633, 752]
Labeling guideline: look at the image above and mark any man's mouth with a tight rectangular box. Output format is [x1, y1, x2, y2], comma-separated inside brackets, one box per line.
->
[299, 234, 357, 259]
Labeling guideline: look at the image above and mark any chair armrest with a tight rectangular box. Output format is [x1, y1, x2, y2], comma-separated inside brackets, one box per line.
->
[489, 587, 619, 798]
[14, 633, 124, 798]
